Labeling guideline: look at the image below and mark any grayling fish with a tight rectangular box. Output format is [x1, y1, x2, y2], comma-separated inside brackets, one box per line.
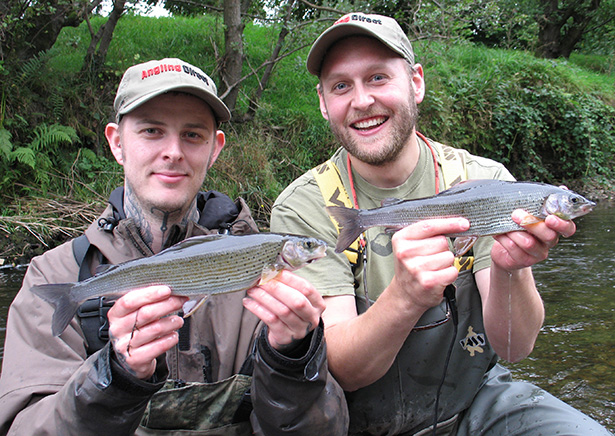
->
[31, 233, 327, 336]
[327, 180, 595, 253]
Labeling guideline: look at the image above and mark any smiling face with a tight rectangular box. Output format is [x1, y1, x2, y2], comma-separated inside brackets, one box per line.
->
[105, 92, 225, 221]
[318, 36, 425, 167]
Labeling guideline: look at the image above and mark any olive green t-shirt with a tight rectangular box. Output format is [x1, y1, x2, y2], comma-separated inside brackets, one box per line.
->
[271, 137, 515, 300]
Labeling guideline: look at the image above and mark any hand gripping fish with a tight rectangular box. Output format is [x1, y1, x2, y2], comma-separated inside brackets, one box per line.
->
[326, 180, 595, 254]
[31, 233, 327, 336]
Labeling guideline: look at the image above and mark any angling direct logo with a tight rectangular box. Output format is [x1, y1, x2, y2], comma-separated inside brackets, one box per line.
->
[460, 326, 486, 356]
[334, 14, 383, 26]
[140, 62, 211, 87]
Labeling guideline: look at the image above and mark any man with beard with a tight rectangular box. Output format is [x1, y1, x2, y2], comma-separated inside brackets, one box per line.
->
[271, 13, 611, 436]
[0, 58, 348, 435]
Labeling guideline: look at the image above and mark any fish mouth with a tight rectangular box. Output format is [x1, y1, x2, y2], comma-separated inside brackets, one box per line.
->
[582, 202, 596, 213]
[351, 116, 388, 131]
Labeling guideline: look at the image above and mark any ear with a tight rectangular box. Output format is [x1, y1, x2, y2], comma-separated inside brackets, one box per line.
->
[411, 64, 425, 104]
[207, 130, 226, 169]
[105, 123, 124, 165]
[317, 84, 329, 121]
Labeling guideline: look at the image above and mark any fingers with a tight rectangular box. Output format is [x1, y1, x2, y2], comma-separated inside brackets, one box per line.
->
[243, 271, 324, 350]
[387, 218, 463, 309]
[108, 285, 187, 379]
[491, 210, 576, 271]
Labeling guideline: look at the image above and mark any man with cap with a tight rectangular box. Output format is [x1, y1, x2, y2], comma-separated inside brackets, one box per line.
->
[271, 13, 611, 436]
[0, 58, 348, 435]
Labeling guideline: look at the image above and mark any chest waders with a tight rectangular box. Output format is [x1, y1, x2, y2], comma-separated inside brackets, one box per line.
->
[72, 188, 256, 433]
[311, 135, 498, 435]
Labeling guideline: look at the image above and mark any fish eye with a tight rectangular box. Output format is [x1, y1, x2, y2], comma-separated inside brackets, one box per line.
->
[570, 196, 580, 204]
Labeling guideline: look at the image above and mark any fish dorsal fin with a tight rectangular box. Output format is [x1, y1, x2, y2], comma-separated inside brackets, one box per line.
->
[381, 197, 404, 207]
[438, 179, 504, 196]
[158, 234, 228, 256]
[94, 263, 118, 275]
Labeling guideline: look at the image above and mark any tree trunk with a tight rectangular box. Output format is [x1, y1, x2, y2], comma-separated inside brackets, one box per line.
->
[536, 0, 601, 58]
[220, 0, 245, 116]
[2, 0, 84, 63]
[82, 0, 126, 74]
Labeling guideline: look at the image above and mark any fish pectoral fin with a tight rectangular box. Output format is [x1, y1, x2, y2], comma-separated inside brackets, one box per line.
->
[259, 264, 283, 284]
[453, 236, 478, 256]
[519, 214, 543, 226]
[182, 297, 209, 318]
[384, 226, 404, 235]
[381, 197, 403, 207]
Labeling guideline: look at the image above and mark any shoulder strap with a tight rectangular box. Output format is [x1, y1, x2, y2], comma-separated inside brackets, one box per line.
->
[311, 159, 361, 265]
[422, 137, 475, 271]
[73, 234, 93, 281]
[428, 140, 468, 190]
[72, 235, 113, 354]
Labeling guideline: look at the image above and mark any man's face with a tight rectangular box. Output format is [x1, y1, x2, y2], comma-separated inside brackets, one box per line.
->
[318, 36, 424, 166]
[105, 93, 225, 217]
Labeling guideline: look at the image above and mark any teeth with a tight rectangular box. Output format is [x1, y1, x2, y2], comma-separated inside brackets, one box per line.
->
[353, 117, 386, 130]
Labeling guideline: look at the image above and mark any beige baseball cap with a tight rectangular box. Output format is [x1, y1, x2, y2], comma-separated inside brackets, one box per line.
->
[113, 58, 231, 123]
[307, 12, 415, 76]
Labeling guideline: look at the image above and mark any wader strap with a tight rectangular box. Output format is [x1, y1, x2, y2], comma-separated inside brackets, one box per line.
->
[232, 344, 256, 423]
[311, 159, 361, 264]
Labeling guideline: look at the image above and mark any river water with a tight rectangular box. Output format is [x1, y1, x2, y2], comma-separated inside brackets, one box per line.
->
[0, 205, 613, 431]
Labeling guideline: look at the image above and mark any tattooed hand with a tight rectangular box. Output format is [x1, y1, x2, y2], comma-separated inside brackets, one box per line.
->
[242, 270, 325, 352]
[107, 285, 187, 379]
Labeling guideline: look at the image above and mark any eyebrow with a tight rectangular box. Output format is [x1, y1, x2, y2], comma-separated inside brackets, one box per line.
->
[135, 119, 211, 130]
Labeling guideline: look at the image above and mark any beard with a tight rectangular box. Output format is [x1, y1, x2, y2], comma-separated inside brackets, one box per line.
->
[329, 95, 419, 167]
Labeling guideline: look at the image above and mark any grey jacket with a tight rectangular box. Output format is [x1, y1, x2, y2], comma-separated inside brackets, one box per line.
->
[0, 190, 348, 435]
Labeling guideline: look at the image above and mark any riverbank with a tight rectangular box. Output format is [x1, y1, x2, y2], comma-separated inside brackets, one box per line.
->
[1, 178, 612, 267]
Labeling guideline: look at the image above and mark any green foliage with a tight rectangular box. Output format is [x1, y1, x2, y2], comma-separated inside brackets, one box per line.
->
[418, 42, 615, 184]
[0, 123, 79, 191]
[2, 13, 614, 229]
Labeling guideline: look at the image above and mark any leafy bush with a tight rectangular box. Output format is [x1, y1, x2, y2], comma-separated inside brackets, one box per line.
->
[1, 15, 614, 227]
[417, 42, 615, 183]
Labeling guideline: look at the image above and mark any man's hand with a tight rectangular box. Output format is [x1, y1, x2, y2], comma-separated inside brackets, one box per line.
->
[491, 209, 576, 272]
[243, 270, 326, 353]
[388, 217, 470, 313]
[107, 285, 187, 380]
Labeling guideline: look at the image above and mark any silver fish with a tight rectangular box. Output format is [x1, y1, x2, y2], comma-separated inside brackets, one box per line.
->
[327, 179, 595, 253]
[31, 233, 327, 336]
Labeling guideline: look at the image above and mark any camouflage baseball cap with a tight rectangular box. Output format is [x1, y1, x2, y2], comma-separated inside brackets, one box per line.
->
[307, 12, 415, 76]
[113, 58, 231, 123]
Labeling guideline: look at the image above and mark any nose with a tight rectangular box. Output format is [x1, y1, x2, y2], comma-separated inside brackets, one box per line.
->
[162, 136, 184, 161]
[350, 83, 375, 111]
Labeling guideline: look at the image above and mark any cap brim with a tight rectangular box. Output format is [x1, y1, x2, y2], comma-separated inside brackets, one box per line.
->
[118, 85, 231, 123]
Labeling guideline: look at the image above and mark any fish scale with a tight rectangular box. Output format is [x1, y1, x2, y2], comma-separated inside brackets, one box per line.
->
[31, 233, 327, 336]
[327, 180, 596, 253]
[75, 238, 285, 298]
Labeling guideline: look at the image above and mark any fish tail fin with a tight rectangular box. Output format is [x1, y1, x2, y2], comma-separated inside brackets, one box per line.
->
[31, 283, 79, 336]
[326, 206, 365, 253]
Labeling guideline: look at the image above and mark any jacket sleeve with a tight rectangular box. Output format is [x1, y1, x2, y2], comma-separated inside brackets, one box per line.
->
[249, 319, 349, 435]
[0, 245, 166, 436]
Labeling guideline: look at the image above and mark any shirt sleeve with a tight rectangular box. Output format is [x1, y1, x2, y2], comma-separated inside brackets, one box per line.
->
[271, 174, 357, 297]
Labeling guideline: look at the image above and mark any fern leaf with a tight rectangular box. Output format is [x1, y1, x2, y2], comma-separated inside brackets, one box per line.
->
[0, 128, 13, 159]
[10, 146, 37, 168]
